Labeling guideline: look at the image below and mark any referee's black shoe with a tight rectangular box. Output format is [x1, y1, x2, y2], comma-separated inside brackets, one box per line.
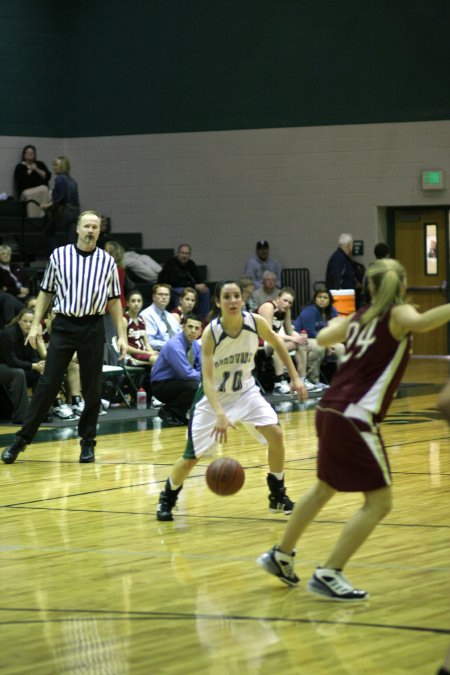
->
[2, 436, 27, 464]
[79, 439, 96, 463]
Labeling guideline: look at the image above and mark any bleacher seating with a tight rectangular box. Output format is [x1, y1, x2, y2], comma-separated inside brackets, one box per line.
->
[113, 232, 143, 250]
[140, 248, 173, 264]
[0, 201, 27, 256]
[0, 200, 66, 262]
[0, 208, 210, 307]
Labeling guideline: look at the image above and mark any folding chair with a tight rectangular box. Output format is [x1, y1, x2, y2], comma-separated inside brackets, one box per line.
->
[103, 337, 151, 407]
[101, 365, 133, 408]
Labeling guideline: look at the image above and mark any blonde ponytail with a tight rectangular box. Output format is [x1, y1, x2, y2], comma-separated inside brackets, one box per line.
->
[362, 258, 406, 325]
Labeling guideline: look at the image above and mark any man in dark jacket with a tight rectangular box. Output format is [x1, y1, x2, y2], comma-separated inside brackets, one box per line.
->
[325, 233, 356, 290]
[158, 243, 210, 318]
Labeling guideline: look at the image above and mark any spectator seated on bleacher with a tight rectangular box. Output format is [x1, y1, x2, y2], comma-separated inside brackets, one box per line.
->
[259, 287, 326, 394]
[252, 271, 280, 307]
[123, 291, 158, 366]
[150, 313, 202, 426]
[0, 245, 31, 300]
[14, 144, 51, 219]
[42, 156, 80, 249]
[171, 287, 198, 326]
[104, 241, 136, 308]
[140, 283, 181, 352]
[0, 308, 46, 392]
[244, 240, 282, 289]
[294, 289, 345, 385]
[239, 276, 259, 312]
[121, 290, 159, 401]
[157, 243, 210, 319]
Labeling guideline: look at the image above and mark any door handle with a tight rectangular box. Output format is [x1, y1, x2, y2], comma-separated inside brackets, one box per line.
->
[407, 285, 444, 291]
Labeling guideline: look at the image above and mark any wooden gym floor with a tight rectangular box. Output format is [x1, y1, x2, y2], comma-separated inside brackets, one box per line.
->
[0, 357, 448, 674]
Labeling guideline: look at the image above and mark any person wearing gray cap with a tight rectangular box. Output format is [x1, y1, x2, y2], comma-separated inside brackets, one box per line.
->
[244, 240, 282, 289]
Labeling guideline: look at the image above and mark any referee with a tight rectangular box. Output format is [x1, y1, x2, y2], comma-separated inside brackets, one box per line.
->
[1, 210, 127, 464]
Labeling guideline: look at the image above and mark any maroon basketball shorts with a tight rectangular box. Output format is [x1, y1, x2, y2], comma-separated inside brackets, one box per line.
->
[315, 405, 392, 492]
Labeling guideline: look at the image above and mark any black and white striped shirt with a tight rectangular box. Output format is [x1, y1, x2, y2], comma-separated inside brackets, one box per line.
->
[40, 245, 121, 316]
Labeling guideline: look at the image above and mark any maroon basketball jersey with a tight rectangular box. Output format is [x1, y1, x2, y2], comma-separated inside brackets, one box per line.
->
[320, 306, 412, 422]
[258, 301, 285, 333]
[124, 313, 146, 351]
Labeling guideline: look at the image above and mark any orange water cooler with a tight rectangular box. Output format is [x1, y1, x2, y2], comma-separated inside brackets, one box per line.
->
[330, 289, 356, 316]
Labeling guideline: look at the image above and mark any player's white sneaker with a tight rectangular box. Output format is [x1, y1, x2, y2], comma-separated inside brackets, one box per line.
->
[273, 380, 291, 395]
[53, 402, 77, 420]
[308, 567, 368, 601]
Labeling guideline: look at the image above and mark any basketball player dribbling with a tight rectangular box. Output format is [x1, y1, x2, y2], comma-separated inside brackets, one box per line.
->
[156, 279, 308, 522]
[258, 258, 450, 601]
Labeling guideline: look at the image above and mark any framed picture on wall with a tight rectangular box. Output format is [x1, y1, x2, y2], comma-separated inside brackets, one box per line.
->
[424, 223, 438, 275]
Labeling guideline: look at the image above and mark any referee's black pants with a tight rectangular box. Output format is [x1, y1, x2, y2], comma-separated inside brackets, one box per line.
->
[18, 315, 105, 445]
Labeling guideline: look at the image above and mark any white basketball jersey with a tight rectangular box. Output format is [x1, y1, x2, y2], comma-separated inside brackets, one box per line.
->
[209, 311, 259, 395]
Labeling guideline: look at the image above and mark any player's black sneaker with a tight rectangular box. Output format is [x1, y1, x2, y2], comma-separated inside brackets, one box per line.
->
[267, 474, 294, 514]
[156, 479, 182, 521]
[257, 545, 299, 586]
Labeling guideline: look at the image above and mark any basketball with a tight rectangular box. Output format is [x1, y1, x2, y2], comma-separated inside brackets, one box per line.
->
[205, 457, 245, 496]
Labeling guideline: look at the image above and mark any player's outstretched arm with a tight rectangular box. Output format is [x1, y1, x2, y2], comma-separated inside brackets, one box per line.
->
[392, 303, 450, 335]
[317, 314, 353, 347]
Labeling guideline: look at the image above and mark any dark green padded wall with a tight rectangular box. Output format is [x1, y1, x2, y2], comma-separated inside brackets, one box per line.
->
[2, 0, 450, 137]
[0, 1, 63, 136]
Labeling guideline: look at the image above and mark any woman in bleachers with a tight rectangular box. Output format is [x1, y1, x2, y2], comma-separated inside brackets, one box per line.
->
[105, 241, 135, 308]
[294, 289, 346, 369]
[14, 144, 51, 218]
[259, 287, 313, 394]
[42, 156, 80, 248]
[123, 291, 158, 366]
[171, 287, 198, 326]
[0, 308, 46, 390]
[122, 290, 157, 401]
